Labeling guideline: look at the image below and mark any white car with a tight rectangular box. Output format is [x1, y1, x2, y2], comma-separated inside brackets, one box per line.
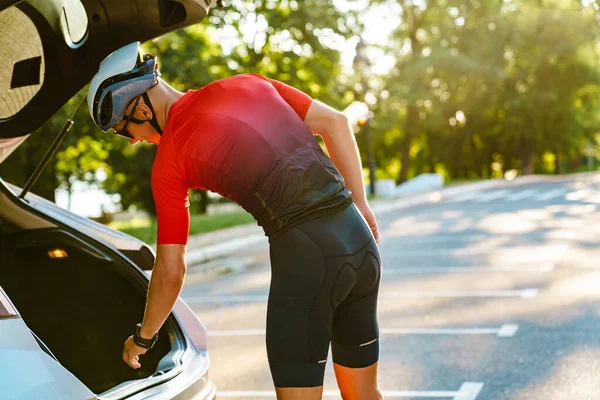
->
[0, 0, 219, 399]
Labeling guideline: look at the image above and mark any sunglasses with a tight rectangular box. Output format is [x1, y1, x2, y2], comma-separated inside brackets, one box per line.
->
[113, 95, 142, 139]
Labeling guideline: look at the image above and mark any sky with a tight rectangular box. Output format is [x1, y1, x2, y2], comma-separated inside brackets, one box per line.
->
[334, 0, 400, 75]
[55, 0, 400, 217]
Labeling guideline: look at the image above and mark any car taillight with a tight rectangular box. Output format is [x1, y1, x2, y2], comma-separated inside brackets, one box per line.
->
[0, 286, 18, 318]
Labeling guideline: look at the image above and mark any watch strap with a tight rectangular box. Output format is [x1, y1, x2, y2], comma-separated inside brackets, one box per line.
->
[134, 323, 158, 349]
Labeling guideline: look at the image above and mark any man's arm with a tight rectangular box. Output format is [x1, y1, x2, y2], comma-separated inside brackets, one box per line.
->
[122, 244, 187, 369]
[140, 244, 187, 337]
[303, 100, 380, 242]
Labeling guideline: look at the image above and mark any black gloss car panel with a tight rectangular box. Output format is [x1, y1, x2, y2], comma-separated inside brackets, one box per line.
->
[0, 0, 216, 139]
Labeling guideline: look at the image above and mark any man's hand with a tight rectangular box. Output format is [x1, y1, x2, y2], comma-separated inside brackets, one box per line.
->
[123, 335, 147, 369]
[355, 202, 380, 243]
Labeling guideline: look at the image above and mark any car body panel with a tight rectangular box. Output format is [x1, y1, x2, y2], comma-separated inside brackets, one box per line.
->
[0, 286, 18, 317]
[4, 181, 146, 252]
[0, 317, 96, 400]
[2, 180, 160, 274]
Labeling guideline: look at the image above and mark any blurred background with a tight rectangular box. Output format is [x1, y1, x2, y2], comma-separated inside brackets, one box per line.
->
[2, 0, 600, 242]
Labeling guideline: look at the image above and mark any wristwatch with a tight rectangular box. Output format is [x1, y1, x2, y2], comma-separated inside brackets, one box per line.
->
[133, 323, 159, 349]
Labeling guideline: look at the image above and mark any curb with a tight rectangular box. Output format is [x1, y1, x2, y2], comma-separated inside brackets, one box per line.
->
[186, 233, 266, 266]
[370, 179, 502, 214]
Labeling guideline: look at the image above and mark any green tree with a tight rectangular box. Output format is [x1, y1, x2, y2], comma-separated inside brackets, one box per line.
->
[373, 0, 600, 182]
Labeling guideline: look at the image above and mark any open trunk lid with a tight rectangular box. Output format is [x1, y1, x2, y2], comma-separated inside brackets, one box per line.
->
[0, 0, 217, 147]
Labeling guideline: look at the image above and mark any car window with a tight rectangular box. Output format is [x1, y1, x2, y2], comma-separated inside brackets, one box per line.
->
[61, 0, 88, 44]
[0, 7, 45, 120]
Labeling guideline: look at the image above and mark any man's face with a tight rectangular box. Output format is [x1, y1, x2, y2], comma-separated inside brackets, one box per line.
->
[112, 97, 161, 145]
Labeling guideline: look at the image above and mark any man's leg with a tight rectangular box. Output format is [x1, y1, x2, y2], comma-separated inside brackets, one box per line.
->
[275, 386, 324, 400]
[266, 228, 333, 399]
[333, 362, 382, 400]
[331, 245, 383, 400]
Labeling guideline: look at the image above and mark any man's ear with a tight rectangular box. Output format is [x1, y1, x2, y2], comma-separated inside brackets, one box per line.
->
[138, 104, 153, 120]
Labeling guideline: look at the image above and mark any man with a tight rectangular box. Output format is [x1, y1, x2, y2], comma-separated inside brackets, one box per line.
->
[88, 42, 383, 400]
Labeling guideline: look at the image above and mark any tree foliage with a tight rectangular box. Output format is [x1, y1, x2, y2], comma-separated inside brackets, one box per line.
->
[372, 0, 600, 182]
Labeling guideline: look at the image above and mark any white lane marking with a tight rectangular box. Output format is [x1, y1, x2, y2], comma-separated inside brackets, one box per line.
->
[184, 289, 538, 303]
[520, 288, 539, 298]
[381, 289, 538, 298]
[534, 188, 568, 201]
[582, 194, 600, 204]
[497, 324, 519, 337]
[387, 244, 568, 257]
[218, 384, 485, 398]
[186, 295, 267, 303]
[476, 189, 511, 202]
[384, 232, 586, 244]
[218, 388, 469, 398]
[447, 191, 483, 203]
[454, 382, 485, 400]
[545, 230, 579, 240]
[566, 189, 593, 201]
[540, 263, 556, 272]
[506, 188, 539, 202]
[210, 329, 265, 336]
[209, 325, 517, 338]
[383, 264, 555, 274]
[381, 234, 487, 244]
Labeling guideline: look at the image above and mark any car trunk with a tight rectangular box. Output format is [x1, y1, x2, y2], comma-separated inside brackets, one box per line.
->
[0, 223, 173, 394]
[0, 0, 215, 395]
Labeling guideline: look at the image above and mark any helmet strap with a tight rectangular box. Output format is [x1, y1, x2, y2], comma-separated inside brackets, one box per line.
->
[142, 92, 163, 135]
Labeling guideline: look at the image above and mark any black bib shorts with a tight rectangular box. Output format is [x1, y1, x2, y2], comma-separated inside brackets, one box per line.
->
[266, 203, 382, 388]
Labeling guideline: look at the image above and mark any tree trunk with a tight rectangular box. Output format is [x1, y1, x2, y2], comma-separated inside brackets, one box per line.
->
[520, 138, 534, 175]
[396, 3, 423, 184]
[198, 190, 209, 214]
[521, 153, 533, 175]
[428, 157, 436, 173]
[398, 106, 418, 184]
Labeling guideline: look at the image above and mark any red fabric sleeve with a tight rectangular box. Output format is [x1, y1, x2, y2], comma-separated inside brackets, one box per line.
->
[152, 161, 191, 245]
[267, 78, 313, 120]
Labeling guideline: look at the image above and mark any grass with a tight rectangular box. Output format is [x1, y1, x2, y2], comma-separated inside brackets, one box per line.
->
[109, 211, 256, 244]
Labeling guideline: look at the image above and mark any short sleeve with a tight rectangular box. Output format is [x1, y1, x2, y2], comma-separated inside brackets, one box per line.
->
[267, 78, 313, 120]
[152, 157, 190, 245]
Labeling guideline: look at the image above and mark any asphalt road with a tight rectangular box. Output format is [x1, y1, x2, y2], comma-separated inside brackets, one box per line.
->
[180, 173, 600, 399]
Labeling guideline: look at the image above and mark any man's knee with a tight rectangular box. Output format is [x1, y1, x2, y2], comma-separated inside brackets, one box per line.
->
[275, 386, 323, 400]
[334, 362, 382, 400]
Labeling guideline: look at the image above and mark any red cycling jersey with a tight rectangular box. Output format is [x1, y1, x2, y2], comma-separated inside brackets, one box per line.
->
[152, 74, 351, 245]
